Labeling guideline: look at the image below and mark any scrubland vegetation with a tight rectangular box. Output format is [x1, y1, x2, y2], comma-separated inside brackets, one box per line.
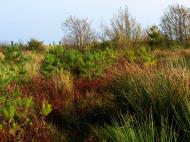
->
[1, 4, 190, 142]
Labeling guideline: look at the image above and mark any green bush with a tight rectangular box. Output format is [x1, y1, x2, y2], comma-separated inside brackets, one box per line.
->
[0, 66, 13, 92]
[137, 47, 156, 65]
[125, 48, 136, 63]
[124, 47, 156, 65]
[0, 89, 33, 123]
[0, 49, 30, 83]
[2, 45, 29, 65]
[40, 46, 117, 78]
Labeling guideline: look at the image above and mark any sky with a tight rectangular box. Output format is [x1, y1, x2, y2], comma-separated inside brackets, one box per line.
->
[0, 0, 189, 43]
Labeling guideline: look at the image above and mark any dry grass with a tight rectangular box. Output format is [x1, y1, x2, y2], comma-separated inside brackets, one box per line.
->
[0, 52, 4, 60]
[52, 70, 74, 94]
[153, 48, 190, 58]
[24, 51, 43, 79]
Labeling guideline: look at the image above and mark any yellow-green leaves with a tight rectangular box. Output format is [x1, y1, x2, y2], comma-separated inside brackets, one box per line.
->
[40, 101, 52, 117]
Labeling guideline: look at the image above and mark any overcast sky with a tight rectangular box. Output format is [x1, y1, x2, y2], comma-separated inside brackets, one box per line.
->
[0, 0, 189, 43]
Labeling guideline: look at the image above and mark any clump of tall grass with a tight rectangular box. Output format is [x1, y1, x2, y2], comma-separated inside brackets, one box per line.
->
[24, 51, 43, 79]
[106, 64, 190, 141]
[93, 114, 178, 142]
[153, 48, 190, 69]
[52, 70, 73, 94]
[0, 52, 4, 60]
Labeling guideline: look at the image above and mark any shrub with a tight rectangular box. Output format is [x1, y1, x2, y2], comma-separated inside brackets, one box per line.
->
[27, 39, 45, 51]
[19, 76, 65, 111]
[0, 89, 36, 140]
[0, 90, 33, 121]
[137, 47, 156, 65]
[0, 45, 31, 82]
[0, 82, 55, 141]
[124, 47, 156, 65]
[73, 77, 104, 95]
[125, 48, 136, 63]
[0, 66, 13, 92]
[40, 46, 118, 78]
[23, 119, 54, 142]
[2, 45, 30, 65]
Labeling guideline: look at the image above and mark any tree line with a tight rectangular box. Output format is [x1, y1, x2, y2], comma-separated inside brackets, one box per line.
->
[61, 4, 190, 50]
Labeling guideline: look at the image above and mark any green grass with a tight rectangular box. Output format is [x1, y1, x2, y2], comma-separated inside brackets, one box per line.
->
[105, 64, 190, 141]
[93, 114, 178, 142]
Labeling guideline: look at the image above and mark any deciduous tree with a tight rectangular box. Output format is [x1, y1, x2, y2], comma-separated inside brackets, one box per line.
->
[161, 4, 190, 47]
[62, 16, 95, 50]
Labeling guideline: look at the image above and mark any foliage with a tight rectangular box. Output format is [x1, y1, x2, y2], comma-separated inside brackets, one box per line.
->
[0, 66, 13, 92]
[146, 25, 164, 47]
[160, 4, 190, 47]
[40, 101, 52, 116]
[124, 47, 156, 65]
[62, 16, 96, 50]
[0, 45, 31, 81]
[40, 46, 117, 78]
[110, 6, 142, 48]
[26, 38, 45, 51]
[2, 45, 30, 65]
[0, 90, 33, 121]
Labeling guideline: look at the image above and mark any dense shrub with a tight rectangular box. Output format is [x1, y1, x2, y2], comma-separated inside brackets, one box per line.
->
[19, 77, 65, 111]
[26, 39, 45, 51]
[124, 47, 156, 65]
[2, 45, 30, 65]
[0, 87, 54, 141]
[40, 46, 117, 78]
[0, 45, 31, 83]
[23, 119, 54, 142]
[73, 77, 105, 95]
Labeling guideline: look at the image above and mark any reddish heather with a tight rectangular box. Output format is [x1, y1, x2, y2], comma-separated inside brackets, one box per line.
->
[0, 130, 15, 142]
[23, 119, 54, 142]
[73, 77, 105, 95]
[19, 77, 65, 111]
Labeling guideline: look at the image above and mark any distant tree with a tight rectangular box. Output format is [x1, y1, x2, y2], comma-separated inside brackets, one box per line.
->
[160, 4, 190, 47]
[146, 25, 163, 47]
[97, 24, 111, 42]
[61, 16, 96, 50]
[108, 7, 142, 48]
